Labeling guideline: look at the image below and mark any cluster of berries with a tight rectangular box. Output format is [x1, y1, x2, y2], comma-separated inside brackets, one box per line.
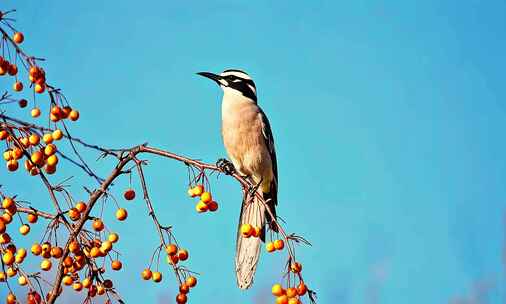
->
[187, 185, 218, 213]
[271, 280, 308, 304]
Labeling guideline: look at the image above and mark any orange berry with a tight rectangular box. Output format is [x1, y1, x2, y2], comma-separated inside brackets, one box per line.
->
[123, 188, 135, 200]
[63, 275, 73, 286]
[49, 113, 60, 122]
[253, 226, 261, 238]
[274, 239, 285, 250]
[31, 107, 41, 117]
[41, 242, 51, 253]
[178, 249, 189, 261]
[44, 143, 57, 156]
[75, 201, 87, 212]
[73, 282, 83, 291]
[207, 200, 218, 211]
[240, 224, 253, 238]
[13, 32, 24, 44]
[69, 110, 80, 121]
[111, 260, 122, 270]
[288, 298, 301, 304]
[46, 154, 58, 166]
[92, 219, 104, 231]
[18, 275, 28, 286]
[8, 64, 18, 76]
[90, 247, 100, 258]
[20, 137, 30, 148]
[200, 191, 212, 203]
[291, 262, 302, 273]
[6, 293, 16, 304]
[3, 150, 11, 161]
[272, 283, 285, 296]
[141, 268, 152, 280]
[19, 224, 30, 235]
[30, 167, 40, 176]
[31, 151, 44, 166]
[192, 185, 204, 196]
[266, 242, 275, 252]
[187, 187, 196, 197]
[7, 159, 18, 171]
[44, 164, 56, 175]
[276, 295, 289, 304]
[81, 277, 92, 288]
[24, 159, 34, 171]
[68, 240, 80, 253]
[52, 129, 63, 140]
[2, 213, 12, 223]
[27, 213, 38, 223]
[100, 240, 112, 253]
[63, 256, 73, 267]
[13, 81, 23, 91]
[152, 271, 162, 282]
[51, 246, 63, 258]
[5, 244, 16, 254]
[186, 276, 197, 288]
[166, 243, 178, 256]
[29, 134, 40, 145]
[6, 267, 16, 277]
[61, 106, 72, 118]
[2, 251, 14, 265]
[179, 283, 190, 294]
[51, 106, 62, 116]
[297, 282, 307, 296]
[31, 243, 42, 256]
[286, 287, 297, 298]
[108, 232, 119, 243]
[41, 259, 52, 271]
[0, 221, 5, 234]
[0, 130, 8, 140]
[115, 208, 128, 221]
[2, 197, 14, 209]
[176, 293, 187, 304]
[195, 201, 208, 212]
[97, 284, 106, 295]
[68, 208, 80, 221]
[12, 148, 23, 159]
[168, 254, 179, 265]
[34, 83, 45, 94]
[43, 133, 53, 144]
[18, 98, 27, 108]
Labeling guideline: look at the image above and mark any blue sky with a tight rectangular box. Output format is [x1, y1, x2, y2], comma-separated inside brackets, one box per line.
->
[1, 1, 506, 303]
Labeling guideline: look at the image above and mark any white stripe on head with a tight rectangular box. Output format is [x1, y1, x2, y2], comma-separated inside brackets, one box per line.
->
[220, 70, 252, 81]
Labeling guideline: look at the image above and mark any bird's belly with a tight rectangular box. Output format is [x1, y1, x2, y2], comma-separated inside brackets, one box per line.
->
[222, 121, 271, 179]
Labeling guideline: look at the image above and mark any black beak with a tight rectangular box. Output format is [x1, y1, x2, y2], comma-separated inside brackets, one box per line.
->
[197, 72, 222, 84]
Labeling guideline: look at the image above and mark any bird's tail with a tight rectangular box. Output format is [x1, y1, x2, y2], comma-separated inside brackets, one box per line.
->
[235, 190, 266, 289]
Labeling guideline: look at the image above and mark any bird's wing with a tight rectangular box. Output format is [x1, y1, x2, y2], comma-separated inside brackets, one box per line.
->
[259, 108, 278, 232]
[259, 108, 278, 190]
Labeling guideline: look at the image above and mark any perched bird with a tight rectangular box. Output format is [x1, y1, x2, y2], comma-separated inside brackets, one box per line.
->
[197, 69, 278, 289]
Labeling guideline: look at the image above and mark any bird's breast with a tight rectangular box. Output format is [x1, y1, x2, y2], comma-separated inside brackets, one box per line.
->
[221, 100, 270, 177]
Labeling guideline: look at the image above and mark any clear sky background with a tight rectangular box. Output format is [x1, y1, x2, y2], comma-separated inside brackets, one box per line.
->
[1, 1, 506, 303]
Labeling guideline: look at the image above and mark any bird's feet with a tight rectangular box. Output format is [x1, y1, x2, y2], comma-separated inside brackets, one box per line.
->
[216, 158, 236, 175]
[247, 177, 263, 198]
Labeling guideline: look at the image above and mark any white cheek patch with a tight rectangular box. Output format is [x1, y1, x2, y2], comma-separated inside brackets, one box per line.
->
[219, 79, 229, 86]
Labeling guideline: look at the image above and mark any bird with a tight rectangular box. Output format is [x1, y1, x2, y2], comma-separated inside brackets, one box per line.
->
[197, 69, 278, 289]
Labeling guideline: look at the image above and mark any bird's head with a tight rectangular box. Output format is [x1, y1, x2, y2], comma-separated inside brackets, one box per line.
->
[197, 69, 257, 102]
